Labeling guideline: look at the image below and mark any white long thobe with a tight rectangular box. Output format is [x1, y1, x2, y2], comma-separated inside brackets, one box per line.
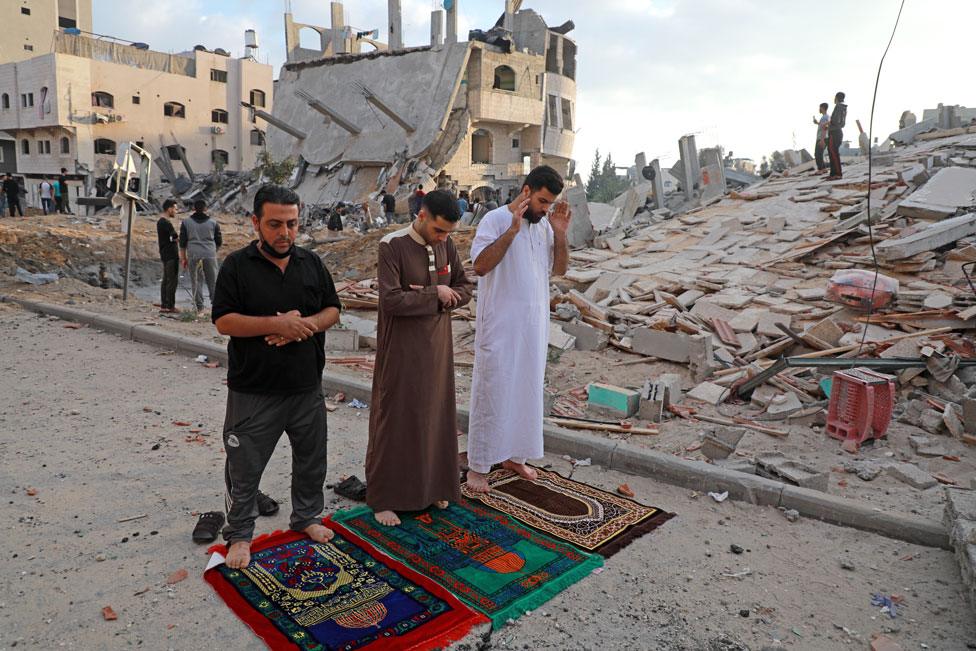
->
[467, 205, 553, 473]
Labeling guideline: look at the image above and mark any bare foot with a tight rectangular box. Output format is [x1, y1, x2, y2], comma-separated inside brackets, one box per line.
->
[374, 510, 401, 526]
[225, 541, 251, 569]
[502, 460, 538, 481]
[465, 470, 490, 493]
[434, 500, 449, 509]
[304, 523, 334, 543]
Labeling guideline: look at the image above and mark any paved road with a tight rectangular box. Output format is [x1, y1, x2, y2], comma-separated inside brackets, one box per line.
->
[1, 304, 973, 650]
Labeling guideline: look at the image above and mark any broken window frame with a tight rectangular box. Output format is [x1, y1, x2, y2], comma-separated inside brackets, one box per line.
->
[211, 108, 229, 124]
[212, 149, 229, 167]
[91, 91, 115, 109]
[471, 128, 492, 165]
[492, 65, 517, 92]
[165, 145, 185, 161]
[94, 138, 117, 155]
[249, 89, 266, 108]
[163, 101, 186, 118]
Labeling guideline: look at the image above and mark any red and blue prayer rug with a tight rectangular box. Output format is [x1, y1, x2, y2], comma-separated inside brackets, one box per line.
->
[204, 521, 489, 650]
[332, 500, 604, 629]
[461, 467, 675, 557]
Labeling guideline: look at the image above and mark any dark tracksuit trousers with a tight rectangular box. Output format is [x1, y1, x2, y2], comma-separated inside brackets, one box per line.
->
[160, 258, 178, 310]
[828, 128, 843, 178]
[222, 388, 329, 543]
[814, 139, 827, 170]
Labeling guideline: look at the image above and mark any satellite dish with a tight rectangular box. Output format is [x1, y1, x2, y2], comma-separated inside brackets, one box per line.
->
[641, 165, 656, 182]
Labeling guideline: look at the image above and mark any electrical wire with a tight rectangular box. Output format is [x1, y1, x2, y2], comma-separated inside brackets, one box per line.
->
[854, 0, 907, 360]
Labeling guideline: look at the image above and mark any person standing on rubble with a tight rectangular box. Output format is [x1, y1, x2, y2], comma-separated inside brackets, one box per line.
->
[465, 166, 571, 493]
[813, 102, 830, 173]
[179, 199, 223, 313]
[381, 190, 396, 224]
[365, 189, 473, 526]
[156, 199, 180, 314]
[3, 174, 23, 217]
[39, 178, 54, 215]
[827, 92, 847, 180]
[57, 168, 72, 214]
[409, 185, 425, 218]
[210, 183, 342, 569]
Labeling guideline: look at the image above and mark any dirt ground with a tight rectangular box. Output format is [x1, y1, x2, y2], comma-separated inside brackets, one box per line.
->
[1, 304, 975, 650]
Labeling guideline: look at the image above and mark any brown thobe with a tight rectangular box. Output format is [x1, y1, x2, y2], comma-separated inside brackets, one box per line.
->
[365, 225, 473, 511]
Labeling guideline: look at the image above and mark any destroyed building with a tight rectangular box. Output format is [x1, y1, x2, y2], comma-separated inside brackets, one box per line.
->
[0, 0, 274, 207]
[264, 0, 577, 210]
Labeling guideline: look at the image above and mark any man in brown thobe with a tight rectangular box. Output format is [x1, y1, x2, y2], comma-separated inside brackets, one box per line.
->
[366, 189, 473, 526]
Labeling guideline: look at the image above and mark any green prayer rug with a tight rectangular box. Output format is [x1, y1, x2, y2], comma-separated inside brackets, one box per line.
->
[332, 500, 604, 629]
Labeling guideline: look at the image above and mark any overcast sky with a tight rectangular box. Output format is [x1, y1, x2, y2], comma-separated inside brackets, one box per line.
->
[93, 0, 976, 176]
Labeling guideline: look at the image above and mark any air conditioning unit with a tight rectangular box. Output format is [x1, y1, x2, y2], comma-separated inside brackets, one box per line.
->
[211, 126, 224, 135]
[109, 114, 124, 122]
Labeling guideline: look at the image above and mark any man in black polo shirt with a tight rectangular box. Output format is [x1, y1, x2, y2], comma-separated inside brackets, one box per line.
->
[211, 184, 342, 569]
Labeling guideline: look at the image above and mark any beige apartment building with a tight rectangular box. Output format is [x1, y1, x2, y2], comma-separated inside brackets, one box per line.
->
[0, 0, 273, 208]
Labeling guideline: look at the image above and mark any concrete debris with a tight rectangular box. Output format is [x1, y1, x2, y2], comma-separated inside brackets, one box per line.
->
[886, 463, 938, 490]
[755, 454, 829, 492]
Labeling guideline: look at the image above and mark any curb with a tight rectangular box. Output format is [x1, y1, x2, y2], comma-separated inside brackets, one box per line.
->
[2, 295, 950, 550]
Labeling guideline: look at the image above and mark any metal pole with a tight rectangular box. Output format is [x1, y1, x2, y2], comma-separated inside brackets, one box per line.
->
[122, 198, 134, 301]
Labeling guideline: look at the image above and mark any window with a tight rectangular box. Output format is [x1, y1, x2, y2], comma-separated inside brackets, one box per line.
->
[492, 65, 516, 92]
[24, 45, 34, 52]
[512, 138, 520, 149]
[211, 108, 228, 124]
[250, 129, 265, 146]
[60, 137, 70, 154]
[38, 140, 51, 155]
[163, 101, 185, 118]
[249, 89, 265, 108]
[59, 16, 77, 28]
[135, 140, 144, 149]
[210, 68, 227, 83]
[1, 93, 9, 110]
[471, 129, 492, 164]
[212, 149, 229, 167]
[561, 98, 573, 131]
[22, 139, 30, 155]
[131, 95, 140, 105]
[21, 93, 34, 108]
[547, 95, 558, 129]
[94, 138, 116, 155]
[91, 91, 114, 109]
[165, 145, 185, 161]
[21, 7, 31, 15]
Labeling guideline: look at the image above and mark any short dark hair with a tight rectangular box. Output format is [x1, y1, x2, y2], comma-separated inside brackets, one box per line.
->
[162, 199, 177, 211]
[60, 167, 66, 173]
[819, 102, 829, 111]
[193, 199, 206, 211]
[421, 189, 461, 222]
[253, 183, 300, 219]
[835, 91, 845, 102]
[522, 165, 564, 196]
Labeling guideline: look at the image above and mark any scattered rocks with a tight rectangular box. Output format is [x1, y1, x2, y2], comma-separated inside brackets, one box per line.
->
[730, 544, 744, 555]
[101, 606, 118, 621]
[782, 509, 799, 523]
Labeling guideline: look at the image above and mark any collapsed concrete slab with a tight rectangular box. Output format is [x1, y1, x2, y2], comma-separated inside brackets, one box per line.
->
[876, 213, 976, 260]
[896, 167, 976, 220]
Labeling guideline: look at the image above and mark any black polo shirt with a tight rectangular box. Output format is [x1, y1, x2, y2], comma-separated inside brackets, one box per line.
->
[212, 241, 341, 395]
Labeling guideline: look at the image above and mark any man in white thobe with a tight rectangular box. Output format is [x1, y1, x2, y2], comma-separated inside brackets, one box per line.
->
[466, 166, 571, 492]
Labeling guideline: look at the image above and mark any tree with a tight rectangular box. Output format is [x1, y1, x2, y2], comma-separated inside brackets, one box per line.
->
[256, 150, 295, 186]
[585, 149, 602, 200]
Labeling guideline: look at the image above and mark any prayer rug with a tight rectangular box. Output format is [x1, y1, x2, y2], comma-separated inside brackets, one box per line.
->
[461, 467, 674, 558]
[204, 521, 489, 650]
[332, 501, 604, 629]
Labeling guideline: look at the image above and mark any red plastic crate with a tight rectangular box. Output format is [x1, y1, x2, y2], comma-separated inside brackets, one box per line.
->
[825, 367, 896, 445]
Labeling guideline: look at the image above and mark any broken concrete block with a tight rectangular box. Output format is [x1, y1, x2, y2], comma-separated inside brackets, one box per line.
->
[676, 289, 704, 307]
[877, 212, 976, 260]
[712, 458, 757, 474]
[688, 334, 714, 381]
[564, 180, 596, 248]
[896, 167, 976, 221]
[757, 311, 793, 338]
[728, 310, 761, 334]
[766, 392, 803, 418]
[751, 384, 778, 409]
[944, 403, 965, 438]
[756, 454, 829, 492]
[637, 382, 665, 422]
[561, 320, 609, 352]
[548, 321, 577, 351]
[887, 463, 937, 489]
[326, 327, 360, 351]
[962, 398, 976, 435]
[564, 268, 603, 284]
[690, 300, 738, 323]
[701, 427, 746, 461]
[805, 317, 844, 347]
[687, 381, 729, 406]
[632, 329, 692, 362]
[587, 382, 639, 417]
[342, 314, 378, 349]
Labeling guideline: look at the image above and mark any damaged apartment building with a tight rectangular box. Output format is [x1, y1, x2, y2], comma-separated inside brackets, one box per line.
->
[263, 0, 578, 211]
[0, 0, 274, 207]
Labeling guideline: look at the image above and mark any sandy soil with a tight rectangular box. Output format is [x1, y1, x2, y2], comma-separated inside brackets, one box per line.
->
[1, 305, 975, 650]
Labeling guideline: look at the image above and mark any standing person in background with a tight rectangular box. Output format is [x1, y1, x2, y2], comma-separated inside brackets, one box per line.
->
[58, 168, 71, 214]
[179, 199, 223, 313]
[39, 179, 54, 215]
[382, 190, 396, 224]
[827, 92, 847, 180]
[156, 199, 180, 314]
[3, 175, 23, 217]
[813, 102, 830, 173]
[457, 191, 469, 216]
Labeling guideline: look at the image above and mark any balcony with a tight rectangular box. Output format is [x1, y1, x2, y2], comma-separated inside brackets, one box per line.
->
[467, 89, 543, 126]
